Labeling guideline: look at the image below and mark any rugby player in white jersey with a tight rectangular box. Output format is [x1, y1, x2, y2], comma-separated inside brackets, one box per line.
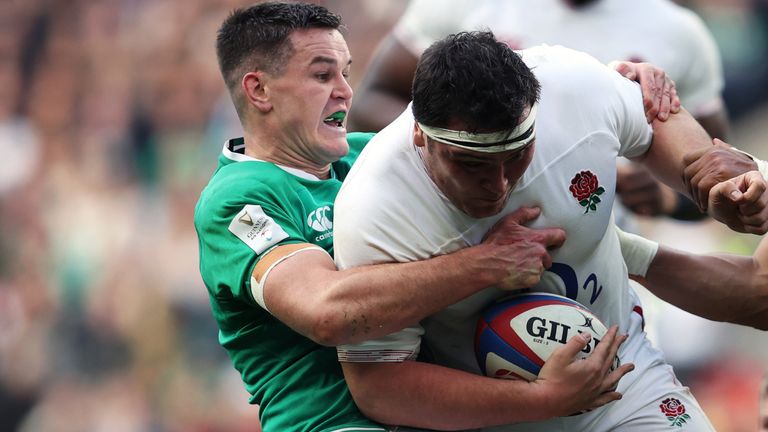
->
[333, 32, 766, 431]
[350, 0, 727, 221]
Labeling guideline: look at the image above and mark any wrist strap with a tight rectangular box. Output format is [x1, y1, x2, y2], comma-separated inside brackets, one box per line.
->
[730, 148, 768, 181]
[614, 225, 659, 277]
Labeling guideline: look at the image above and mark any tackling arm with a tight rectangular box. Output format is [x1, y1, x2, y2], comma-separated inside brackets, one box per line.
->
[259, 207, 566, 346]
[260, 244, 505, 346]
[342, 328, 631, 430]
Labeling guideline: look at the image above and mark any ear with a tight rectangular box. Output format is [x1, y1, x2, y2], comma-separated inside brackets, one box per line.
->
[242, 71, 272, 113]
[413, 122, 427, 148]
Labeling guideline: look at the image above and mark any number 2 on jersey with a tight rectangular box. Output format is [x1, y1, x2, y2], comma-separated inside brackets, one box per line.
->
[547, 262, 603, 304]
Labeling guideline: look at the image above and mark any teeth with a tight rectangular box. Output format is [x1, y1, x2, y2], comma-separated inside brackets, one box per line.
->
[325, 111, 346, 122]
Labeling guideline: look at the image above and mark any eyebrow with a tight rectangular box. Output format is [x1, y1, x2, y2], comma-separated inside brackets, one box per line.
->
[309, 56, 352, 67]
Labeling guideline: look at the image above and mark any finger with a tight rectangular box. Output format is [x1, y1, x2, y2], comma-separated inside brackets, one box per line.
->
[710, 180, 744, 206]
[652, 67, 665, 120]
[540, 228, 567, 248]
[743, 221, 768, 235]
[589, 391, 623, 410]
[504, 206, 541, 225]
[691, 169, 719, 212]
[602, 362, 635, 392]
[712, 138, 733, 149]
[670, 82, 681, 113]
[542, 252, 553, 270]
[683, 158, 714, 209]
[739, 180, 768, 217]
[643, 77, 659, 124]
[740, 172, 767, 203]
[739, 211, 768, 230]
[738, 199, 767, 219]
[738, 176, 768, 217]
[590, 325, 620, 363]
[657, 76, 672, 121]
[638, 68, 657, 123]
[550, 332, 593, 364]
[601, 330, 627, 373]
[611, 61, 635, 80]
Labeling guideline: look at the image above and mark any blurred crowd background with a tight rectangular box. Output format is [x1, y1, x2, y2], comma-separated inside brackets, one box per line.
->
[0, 0, 767, 431]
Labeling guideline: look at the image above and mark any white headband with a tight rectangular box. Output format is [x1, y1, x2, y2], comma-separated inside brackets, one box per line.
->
[417, 103, 538, 153]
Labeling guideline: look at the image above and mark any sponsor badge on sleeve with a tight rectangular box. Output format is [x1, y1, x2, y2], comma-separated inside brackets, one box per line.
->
[228, 205, 289, 254]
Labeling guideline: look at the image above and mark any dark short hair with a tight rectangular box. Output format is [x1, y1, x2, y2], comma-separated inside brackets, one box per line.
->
[216, 2, 342, 112]
[412, 31, 540, 133]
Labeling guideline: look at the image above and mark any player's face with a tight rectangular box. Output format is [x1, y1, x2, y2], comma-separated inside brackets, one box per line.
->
[417, 128, 535, 218]
[264, 28, 353, 165]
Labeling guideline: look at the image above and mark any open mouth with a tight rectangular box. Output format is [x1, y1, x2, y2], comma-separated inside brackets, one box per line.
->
[323, 111, 346, 128]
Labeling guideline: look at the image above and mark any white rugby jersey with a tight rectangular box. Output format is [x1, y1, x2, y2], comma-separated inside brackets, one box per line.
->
[395, 0, 723, 117]
[333, 47, 669, 429]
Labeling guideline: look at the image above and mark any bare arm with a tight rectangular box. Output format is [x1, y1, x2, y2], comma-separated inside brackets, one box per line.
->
[618, 224, 768, 330]
[347, 35, 417, 132]
[261, 207, 565, 346]
[635, 244, 768, 331]
[614, 108, 728, 220]
[343, 328, 631, 430]
[632, 107, 712, 195]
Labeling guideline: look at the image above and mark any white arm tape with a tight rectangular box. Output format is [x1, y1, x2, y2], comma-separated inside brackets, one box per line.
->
[337, 326, 424, 363]
[251, 245, 326, 312]
[730, 148, 768, 182]
[615, 225, 659, 277]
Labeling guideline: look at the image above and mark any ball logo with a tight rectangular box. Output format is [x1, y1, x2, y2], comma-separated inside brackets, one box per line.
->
[476, 293, 618, 381]
[307, 206, 333, 232]
[523, 316, 601, 354]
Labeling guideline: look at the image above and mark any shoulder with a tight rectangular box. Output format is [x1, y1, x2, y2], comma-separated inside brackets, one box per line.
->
[195, 162, 290, 226]
[523, 45, 611, 81]
[523, 45, 631, 102]
[642, 0, 716, 45]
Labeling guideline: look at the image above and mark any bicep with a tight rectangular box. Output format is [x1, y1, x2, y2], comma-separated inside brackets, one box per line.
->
[255, 243, 337, 336]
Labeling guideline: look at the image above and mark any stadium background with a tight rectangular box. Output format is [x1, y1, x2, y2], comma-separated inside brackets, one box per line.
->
[0, 0, 767, 430]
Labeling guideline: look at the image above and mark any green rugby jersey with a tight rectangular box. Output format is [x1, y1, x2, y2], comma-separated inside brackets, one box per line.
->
[194, 134, 385, 432]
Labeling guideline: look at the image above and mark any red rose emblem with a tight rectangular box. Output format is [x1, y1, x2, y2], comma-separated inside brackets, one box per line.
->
[569, 170, 605, 214]
[570, 171, 599, 201]
[660, 397, 686, 417]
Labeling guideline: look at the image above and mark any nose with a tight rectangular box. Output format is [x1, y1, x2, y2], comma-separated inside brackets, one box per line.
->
[333, 76, 353, 101]
[481, 166, 509, 196]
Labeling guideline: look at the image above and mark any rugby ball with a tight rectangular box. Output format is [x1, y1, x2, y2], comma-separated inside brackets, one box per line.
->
[475, 292, 613, 381]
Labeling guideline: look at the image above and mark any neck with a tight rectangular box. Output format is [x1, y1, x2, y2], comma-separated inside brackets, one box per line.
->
[242, 129, 332, 180]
